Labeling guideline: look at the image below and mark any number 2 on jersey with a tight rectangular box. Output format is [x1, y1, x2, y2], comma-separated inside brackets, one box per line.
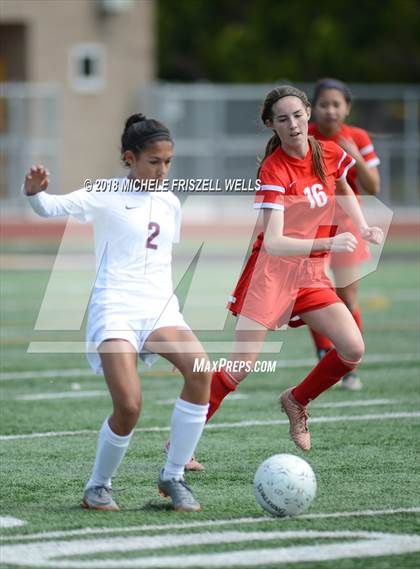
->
[146, 222, 160, 250]
[303, 184, 328, 208]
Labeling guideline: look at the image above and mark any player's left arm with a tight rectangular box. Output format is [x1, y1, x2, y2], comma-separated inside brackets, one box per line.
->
[335, 178, 383, 244]
[338, 136, 380, 195]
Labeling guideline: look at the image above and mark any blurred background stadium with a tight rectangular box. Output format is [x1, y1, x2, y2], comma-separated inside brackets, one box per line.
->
[1, 0, 419, 362]
[1, 0, 419, 209]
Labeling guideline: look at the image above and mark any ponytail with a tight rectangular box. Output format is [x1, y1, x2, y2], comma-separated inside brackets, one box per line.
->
[308, 136, 327, 185]
[257, 133, 281, 176]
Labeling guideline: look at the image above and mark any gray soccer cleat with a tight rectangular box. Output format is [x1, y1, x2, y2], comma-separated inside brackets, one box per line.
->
[81, 485, 120, 511]
[157, 469, 201, 512]
[341, 371, 363, 391]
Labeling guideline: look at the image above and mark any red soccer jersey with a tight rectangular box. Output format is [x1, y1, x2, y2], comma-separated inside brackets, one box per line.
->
[308, 123, 380, 196]
[253, 140, 355, 256]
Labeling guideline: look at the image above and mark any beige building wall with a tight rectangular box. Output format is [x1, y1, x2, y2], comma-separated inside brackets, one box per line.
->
[1, 0, 155, 192]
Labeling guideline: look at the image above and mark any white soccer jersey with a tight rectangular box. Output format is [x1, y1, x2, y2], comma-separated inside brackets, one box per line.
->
[26, 179, 182, 317]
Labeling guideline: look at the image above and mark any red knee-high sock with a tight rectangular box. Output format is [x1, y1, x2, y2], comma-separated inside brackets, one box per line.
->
[292, 349, 360, 406]
[206, 369, 240, 423]
[309, 328, 333, 352]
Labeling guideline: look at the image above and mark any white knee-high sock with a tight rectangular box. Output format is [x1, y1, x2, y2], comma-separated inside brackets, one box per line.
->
[85, 418, 133, 490]
[162, 398, 209, 481]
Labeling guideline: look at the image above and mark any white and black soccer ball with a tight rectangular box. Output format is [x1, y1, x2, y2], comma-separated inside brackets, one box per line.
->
[253, 453, 317, 517]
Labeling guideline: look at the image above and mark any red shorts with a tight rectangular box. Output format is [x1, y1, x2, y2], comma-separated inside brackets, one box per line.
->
[228, 248, 342, 330]
[330, 205, 370, 268]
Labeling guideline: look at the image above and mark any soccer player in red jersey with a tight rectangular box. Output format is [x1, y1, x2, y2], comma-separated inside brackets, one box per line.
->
[206, 85, 383, 451]
[307, 78, 381, 390]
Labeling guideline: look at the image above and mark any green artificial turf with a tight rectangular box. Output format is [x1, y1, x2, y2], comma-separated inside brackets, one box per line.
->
[0, 237, 419, 568]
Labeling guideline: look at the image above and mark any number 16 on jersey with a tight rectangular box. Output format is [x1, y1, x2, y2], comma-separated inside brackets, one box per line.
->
[303, 184, 328, 208]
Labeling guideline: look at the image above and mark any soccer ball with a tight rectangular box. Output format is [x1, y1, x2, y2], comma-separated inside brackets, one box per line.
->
[253, 453, 316, 517]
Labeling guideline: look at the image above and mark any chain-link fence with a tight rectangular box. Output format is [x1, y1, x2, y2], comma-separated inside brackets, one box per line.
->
[1, 82, 419, 208]
[141, 82, 420, 207]
[0, 83, 61, 206]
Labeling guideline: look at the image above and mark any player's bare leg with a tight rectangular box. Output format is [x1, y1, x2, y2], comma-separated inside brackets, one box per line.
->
[145, 327, 211, 511]
[100, 340, 142, 435]
[83, 340, 140, 511]
[333, 265, 364, 390]
[280, 303, 364, 450]
[205, 316, 268, 422]
[299, 302, 364, 383]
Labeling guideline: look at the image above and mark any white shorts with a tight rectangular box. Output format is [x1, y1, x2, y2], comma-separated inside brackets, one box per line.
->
[86, 294, 190, 375]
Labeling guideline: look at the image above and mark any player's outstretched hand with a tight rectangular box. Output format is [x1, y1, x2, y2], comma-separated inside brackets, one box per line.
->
[360, 226, 384, 245]
[331, 232, 358, 253]
[24, 165, 50, 196]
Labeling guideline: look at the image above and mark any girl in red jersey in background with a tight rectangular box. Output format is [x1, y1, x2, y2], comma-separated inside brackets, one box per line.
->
[204, 85, 383, 452]
[308, 78, 381, 390]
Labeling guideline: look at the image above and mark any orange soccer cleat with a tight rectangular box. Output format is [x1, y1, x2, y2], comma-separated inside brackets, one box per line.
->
[279, 387, 311, 451]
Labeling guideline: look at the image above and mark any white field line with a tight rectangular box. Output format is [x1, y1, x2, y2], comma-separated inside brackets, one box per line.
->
[0, 369, 94, 381]
[0, 429, 96, 441]
[1, 353, 419, 382]
[13, 391, 247, 403]
[1, 411, 419, 441]
[1, 508, 419, 543]
[11, 390, 398, 407]
[2, 530, 420, 568]
[225, 393, 250, 400]
[2, 531, 420, 568]
[0, 517, 27, 529]
[313, 398, 396, 408]
[15, 390, 106, 401]
[205, 412, 420, 430]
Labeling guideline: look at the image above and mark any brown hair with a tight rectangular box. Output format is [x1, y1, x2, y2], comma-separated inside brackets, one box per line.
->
[259, 85, 327, 184]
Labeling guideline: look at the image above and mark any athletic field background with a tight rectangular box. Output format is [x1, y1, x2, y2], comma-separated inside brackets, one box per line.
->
[0, 216, 419, 568]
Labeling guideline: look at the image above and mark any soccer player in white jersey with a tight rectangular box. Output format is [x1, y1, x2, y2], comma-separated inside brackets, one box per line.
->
[23, 114, 211, 512]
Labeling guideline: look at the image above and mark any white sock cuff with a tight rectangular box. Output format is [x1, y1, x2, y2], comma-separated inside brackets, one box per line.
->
[175, 398, 209, 418]
[101, 418, 133, 447]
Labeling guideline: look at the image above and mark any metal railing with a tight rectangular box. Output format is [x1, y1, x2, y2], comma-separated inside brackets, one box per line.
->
[0, 82, 60, 206]
[0, 82, 418, 208]
[141, 82, 420, 207]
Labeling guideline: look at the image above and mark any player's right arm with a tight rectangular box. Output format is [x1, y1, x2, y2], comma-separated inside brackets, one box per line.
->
[23, 164, 95, 223]
[263, 209, 357, 255]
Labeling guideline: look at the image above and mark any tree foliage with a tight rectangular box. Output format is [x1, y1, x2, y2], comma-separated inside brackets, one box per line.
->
[158, 0, 420, 82]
